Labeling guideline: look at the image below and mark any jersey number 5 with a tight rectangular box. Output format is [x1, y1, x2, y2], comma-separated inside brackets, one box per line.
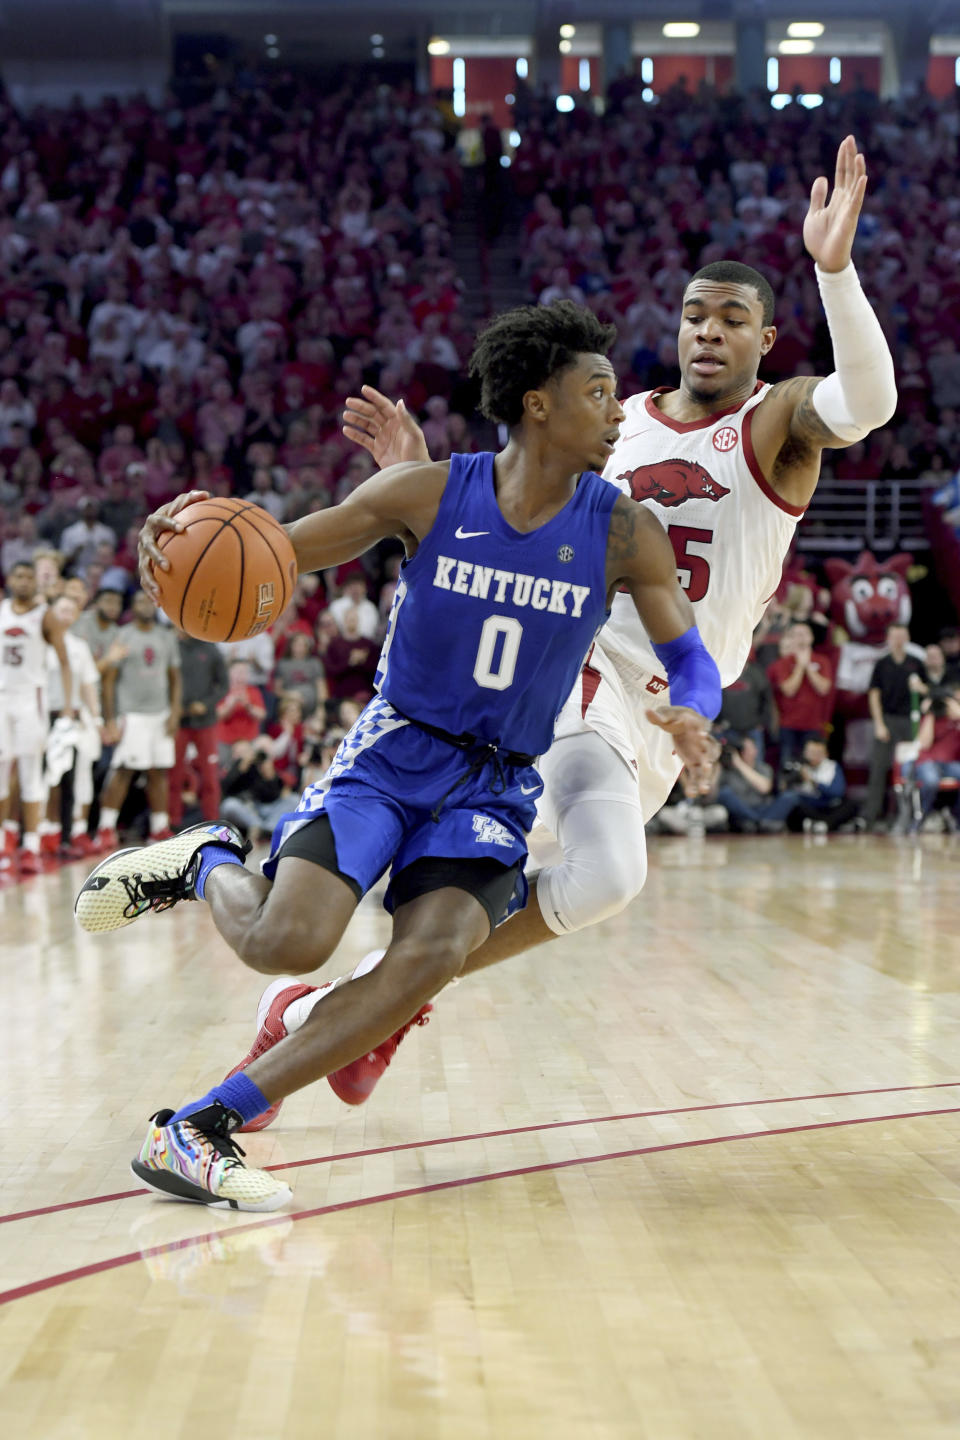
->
[2, 643, 23, 667]
[668, 525, 713, 603]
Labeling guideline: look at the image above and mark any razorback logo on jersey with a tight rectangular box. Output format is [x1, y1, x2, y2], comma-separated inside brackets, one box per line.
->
[618, 458, 731, 509]
[3, 627, 26, 638]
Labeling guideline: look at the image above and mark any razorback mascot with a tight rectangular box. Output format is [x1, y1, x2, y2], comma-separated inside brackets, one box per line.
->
[825, 550, 918, 765]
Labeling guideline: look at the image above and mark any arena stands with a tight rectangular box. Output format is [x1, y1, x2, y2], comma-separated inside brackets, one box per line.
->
[0, 65, 958, 861]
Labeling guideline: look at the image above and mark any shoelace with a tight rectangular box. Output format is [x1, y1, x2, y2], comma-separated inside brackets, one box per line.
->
[118, 854, 202, 918]
[152, 1109, 247, 1166]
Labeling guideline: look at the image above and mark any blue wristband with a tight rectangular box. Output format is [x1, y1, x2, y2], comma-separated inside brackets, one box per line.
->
[651, 625, 721, 719]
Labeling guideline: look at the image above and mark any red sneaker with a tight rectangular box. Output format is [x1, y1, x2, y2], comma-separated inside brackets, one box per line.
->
[222, 977, 330, 1132]
[151, 827, 174, 842]
[3, 829, 17, 857]
[327, 1005, 433, 1106]
[65, 833, 96, 859]
[19, 849, 42, 875]
[40, 831, 61, 856]
[95, 828, 119, 854]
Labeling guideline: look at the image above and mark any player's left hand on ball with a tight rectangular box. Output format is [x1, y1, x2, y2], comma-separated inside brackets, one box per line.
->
[645, 706, 719, 793]
[138, 490, 210, 600]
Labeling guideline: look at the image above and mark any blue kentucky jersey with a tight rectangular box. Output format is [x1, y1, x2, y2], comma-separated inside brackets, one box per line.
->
[374, 451, 618, 757]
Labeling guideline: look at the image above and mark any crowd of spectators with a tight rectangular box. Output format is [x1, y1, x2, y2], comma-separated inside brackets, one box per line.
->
[1, 64, 960, 868]
[655, 607, 960, 838]
[516, 79, 960, 485]
[0, 69, 481, 611]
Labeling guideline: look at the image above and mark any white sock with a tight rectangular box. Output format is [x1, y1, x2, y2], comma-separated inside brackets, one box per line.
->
[149, 811, 170, 836]
[99, 808, 119, 831]
[72, 819, 86, 837]
[22, 832, 40, 854]
[282, 949, 387, 1035]
[38, 820, 58, 837]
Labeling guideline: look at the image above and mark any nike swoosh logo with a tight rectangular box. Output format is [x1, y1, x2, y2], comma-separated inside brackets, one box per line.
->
[520, 783, 540, 795]
[455, 526, 489, 539]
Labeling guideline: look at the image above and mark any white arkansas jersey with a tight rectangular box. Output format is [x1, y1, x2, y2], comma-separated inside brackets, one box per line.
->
[0, 598, 49, 699]
[600, 383, 804, 689]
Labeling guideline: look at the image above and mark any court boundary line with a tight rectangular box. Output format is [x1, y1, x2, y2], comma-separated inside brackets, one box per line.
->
[2, 1078, 959, 1226]
[2, 1102, 960, 1309]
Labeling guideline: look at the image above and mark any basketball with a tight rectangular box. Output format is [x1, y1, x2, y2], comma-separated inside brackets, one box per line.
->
[153, 497, 297, 643]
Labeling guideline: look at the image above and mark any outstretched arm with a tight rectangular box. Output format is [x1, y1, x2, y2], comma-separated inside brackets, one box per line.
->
[607, 496, 721, 790]
[751, 135, 897, 509]
[138, 463, 448, 599]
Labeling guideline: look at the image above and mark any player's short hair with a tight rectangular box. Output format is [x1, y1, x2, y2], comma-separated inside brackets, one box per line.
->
[469, 300, 617, 427]
[685, 262, 776, 326]
[8, 559, 35, 572]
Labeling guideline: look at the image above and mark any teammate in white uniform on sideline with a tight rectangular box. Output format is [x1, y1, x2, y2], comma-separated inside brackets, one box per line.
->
[0, 559, 73, 872]
[217, 136, 899, 1120]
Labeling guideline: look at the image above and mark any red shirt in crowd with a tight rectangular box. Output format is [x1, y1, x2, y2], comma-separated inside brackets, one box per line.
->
[767, 649, 836, 732]
[216, 685, 267, 746]
[919, 716, 960, 764]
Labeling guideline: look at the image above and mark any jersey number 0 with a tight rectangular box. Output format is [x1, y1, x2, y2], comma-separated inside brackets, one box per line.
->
[473, 615, 522, 691]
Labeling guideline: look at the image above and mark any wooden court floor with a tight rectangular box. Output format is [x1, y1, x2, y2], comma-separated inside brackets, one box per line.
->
[1, 833, 959, 1440]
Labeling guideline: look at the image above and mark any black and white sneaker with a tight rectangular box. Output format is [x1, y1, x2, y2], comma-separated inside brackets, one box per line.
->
[74, 822, 249, 933]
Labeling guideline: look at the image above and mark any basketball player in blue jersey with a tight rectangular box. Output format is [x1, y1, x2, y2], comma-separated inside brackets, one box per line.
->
[76, 301, 721, 1211]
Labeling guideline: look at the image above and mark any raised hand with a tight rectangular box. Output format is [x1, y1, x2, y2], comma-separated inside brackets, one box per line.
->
[342, 385, 430, 470]
[138, 489, 210, 601]
[802, 134, 868, 273]
[645, 706, 719, 794]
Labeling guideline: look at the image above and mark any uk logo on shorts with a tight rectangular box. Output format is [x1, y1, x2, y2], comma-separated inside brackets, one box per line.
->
[712, 426, 738, 452]
[472, 815, 514, 848]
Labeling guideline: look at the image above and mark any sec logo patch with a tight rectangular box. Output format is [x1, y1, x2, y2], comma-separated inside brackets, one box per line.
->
[712, 426, 738, 452]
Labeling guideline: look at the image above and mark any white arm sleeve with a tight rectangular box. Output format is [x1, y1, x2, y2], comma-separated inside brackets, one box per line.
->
[810, 262, 898, 443]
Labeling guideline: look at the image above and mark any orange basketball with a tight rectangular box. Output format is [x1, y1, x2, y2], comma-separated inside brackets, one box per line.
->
[154, 497, 297, 643]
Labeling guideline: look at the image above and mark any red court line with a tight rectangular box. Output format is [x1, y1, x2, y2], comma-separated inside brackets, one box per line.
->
[2, 1102, 959, 1309]
[3, 1078, 959, 1226]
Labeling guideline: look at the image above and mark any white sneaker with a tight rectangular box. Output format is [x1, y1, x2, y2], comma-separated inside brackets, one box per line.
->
[75, 822, 248, 933]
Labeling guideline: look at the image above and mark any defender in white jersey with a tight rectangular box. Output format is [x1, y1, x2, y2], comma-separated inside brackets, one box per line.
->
[0, 559, 73, 871]
[336, 138, 894, 959]
[214, 138, 900, 1122]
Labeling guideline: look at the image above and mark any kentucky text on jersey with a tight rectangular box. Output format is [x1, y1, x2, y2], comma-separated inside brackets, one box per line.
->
[431, 556, 591, 617]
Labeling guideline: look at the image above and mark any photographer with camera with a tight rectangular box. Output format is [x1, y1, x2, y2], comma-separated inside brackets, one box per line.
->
[782, 737, 859, 833]
[218, 738, 294, 844]
[714, 733, 802, 834]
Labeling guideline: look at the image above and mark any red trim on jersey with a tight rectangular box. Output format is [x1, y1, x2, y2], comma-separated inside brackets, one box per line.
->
[742, 406, 807, 518]
[643, 380, 765, 434]
[580, 647, 602, 718]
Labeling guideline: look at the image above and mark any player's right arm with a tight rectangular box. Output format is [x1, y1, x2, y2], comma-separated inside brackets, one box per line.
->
[137, 465, 449, 599]
[285, 461, 448, 575]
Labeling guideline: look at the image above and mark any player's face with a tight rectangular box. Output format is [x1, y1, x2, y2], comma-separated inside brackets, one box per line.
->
[8, 565, 36, 602]
[543, 354, 624, 473]
[678, 282, 776, 405]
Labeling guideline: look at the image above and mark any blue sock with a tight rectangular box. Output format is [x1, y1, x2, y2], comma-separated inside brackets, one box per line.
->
[194, 843, 244, 900]
[170, 1071, 270, 1126]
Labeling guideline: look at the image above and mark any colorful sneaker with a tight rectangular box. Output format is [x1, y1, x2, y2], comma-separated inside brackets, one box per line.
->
[74, 821, 249, 933]
[327, 1004, 433, 1106]
[222, 977, 331, 1132]
[131, 1102, 292, 1212]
